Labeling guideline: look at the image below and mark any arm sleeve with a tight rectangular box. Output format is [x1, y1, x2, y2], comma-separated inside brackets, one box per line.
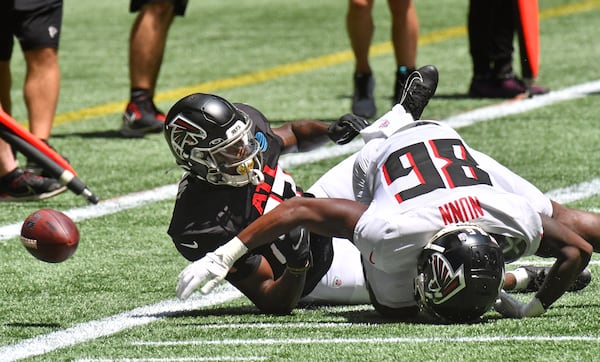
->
[353, 140, 382, 204]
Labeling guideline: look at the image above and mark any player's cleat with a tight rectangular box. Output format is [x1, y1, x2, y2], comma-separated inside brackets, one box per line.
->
[513, 265, 592, 293]
[398, 65, 439, 120]
[468, 75, 549, 98]
[0, 168, 66, 202]
[351, 72, 376, 119]
[120, 99, 165, 138]
[392, 65, 415, 106]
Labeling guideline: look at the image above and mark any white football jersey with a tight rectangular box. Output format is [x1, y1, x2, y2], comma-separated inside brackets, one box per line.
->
[352, 122, 544, 309]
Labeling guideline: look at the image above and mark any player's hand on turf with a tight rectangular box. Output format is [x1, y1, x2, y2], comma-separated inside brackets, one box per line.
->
[328, 113, 369, 145]
[177, 252, 231, 300]
[274, 226, 312, 269]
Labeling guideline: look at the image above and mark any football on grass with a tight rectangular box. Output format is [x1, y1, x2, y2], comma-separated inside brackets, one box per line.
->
[20, 208, 79, 263]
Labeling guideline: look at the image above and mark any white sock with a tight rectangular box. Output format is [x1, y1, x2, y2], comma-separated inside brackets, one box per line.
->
[508, 267, 531, 291]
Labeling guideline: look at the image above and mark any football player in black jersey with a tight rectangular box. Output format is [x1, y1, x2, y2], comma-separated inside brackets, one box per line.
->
[164, 92, 370, 313]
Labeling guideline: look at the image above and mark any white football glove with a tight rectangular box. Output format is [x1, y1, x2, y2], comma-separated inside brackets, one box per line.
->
[493, 290, 546, 318]
[176, 237, 248, 300]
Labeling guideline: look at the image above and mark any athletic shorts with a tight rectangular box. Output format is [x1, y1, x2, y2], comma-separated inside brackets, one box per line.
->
[300, 238, 370, 305]
[0, 1, 62, 60]
[130, 0, 189, 16]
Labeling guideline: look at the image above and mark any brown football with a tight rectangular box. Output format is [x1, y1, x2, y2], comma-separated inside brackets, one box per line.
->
[20, 208, 79, 263]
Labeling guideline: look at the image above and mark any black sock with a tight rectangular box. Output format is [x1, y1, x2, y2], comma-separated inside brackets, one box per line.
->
[130, 88, 152, 103]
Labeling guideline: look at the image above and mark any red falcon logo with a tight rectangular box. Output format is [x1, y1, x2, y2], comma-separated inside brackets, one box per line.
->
[427, 252, 466, 304]
[167, 114, 207, 158]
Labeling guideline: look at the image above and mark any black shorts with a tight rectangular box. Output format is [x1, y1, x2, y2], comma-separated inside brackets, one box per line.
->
[130, 0, 189, 16]
[0, 1, 62, 61]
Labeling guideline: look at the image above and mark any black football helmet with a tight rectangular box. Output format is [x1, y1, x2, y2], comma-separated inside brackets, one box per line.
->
[164, 93, 264, 187]
[414, 224, 505, 323]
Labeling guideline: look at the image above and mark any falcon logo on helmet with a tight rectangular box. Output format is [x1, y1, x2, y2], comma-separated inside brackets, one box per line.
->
[414, 223, 505, 323]
[427, 252, 466, 304]
[167, 114, 208, 160]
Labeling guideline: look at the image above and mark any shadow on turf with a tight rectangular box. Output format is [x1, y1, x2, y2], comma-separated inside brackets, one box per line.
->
[149, 304, 511, 326]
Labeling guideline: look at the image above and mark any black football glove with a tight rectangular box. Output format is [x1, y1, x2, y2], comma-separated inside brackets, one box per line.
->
[328, 113, 369, 145]
[274, 226, 312, 269]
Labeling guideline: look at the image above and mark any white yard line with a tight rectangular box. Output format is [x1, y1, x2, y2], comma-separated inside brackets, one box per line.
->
[75, 357, 267, 362]
[0, 285, 242, 362]
[132, 335, 600, 346]
[1, 80, 600, 361]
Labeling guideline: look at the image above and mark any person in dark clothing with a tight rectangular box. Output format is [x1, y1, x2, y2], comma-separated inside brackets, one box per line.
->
[467, 0, 549, 98]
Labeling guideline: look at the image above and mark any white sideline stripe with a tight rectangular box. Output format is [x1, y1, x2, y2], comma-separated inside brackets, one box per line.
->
[132, 335, 600, 346]
[0, 285, 242, 362]
[1, 80, 600, 360]
[0, 184, 178, 242]
[76, 357, 266, 362]
[192, 322, 372, 329]
[442, 80, 600, 128]
[545, 179, 600, 205]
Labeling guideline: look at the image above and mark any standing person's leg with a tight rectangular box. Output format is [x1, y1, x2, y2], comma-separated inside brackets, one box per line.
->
[13, 1, 64, 174]
[23, 47, 59, 141]
[389, 0, 418, 104]
[0, 61, 12, 114]
[347, 0, 377, 119]
[129, 1, 175, 97]
[121, 0, 177, 137]
[0, 0, 14, 114]
[467, 0, 494, 96]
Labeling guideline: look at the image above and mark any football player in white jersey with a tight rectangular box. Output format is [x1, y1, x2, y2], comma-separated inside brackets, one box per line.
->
[176, 66, 598, 321]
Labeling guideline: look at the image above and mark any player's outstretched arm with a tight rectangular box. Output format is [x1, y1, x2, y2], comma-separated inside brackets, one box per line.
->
[495, 214, 592, 318]
[238, 197, 367, 250]
[273, 120, 330, 153]
[176, 197, 367, 298]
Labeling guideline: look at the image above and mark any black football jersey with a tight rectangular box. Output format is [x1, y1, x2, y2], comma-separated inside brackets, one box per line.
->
[167, 103, 332, 296]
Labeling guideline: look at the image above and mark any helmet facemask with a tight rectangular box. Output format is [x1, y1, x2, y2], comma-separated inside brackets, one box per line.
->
[167, 110, 264, 187]
[191, 120, 265, 187]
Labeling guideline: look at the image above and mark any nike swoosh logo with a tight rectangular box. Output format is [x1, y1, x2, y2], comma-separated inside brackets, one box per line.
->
[291, 229, 305, 251]
[399, 73, 423, 104]
[180, 241, 199, 249]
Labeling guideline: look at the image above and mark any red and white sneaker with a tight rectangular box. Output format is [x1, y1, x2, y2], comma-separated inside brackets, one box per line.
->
[120, 99, 166, 138]
[0, 168, 66, 202]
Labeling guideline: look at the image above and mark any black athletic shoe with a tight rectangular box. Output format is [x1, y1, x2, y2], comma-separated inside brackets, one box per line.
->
[120, 99, 165, 138]
[351, 72, 376, 119]
[392, 66, 415, 105]
[517, 265, 592, 293]
[0, 168, 66, 202]
[398, 65, 439, 120]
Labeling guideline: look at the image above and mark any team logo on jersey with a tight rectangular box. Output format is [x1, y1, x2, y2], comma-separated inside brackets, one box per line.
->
[426, 252, 466, 304]
[332, 276, 343, 288]
[168, 113, 207, 158]
[255, 132, 268, 151]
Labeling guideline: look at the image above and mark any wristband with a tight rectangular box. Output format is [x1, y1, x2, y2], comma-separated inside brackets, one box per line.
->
[286, 259, 311, 275]
[214, 236, 249, 265]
